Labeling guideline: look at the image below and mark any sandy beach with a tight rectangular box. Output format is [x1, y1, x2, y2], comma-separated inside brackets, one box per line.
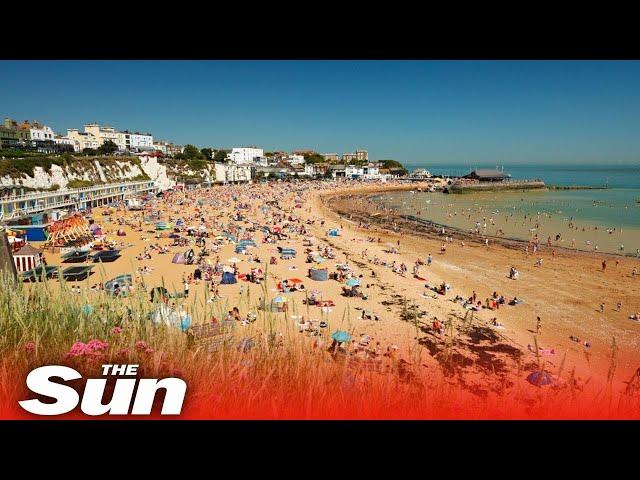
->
[29, 179, 640, 398]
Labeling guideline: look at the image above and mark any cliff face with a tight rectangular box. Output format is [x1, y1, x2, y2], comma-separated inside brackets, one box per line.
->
[0, 156, 180, 191]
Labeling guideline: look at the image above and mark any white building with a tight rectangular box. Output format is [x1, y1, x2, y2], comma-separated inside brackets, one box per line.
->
[362, 164, 381, 180]
[54, 135, 76, 151]
[227, 147, 264, 165]
[67, 129, 100, 152]
[214, 163, 253, 183]
[29, 122, 55, 141]
[285, 154, 305, 166]
[83, 123, 126, 151]
[123, 131, 154, 151]
[410, 168, 432, 179]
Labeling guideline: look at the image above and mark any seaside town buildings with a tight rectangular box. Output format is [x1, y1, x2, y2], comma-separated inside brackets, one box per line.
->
[1, 116, 412, 185]
[226, 147, 264, 165]
[342, 149, 368, 163]
[123, 131, 154, 151]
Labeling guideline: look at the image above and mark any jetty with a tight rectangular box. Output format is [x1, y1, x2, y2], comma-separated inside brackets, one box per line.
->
[443, 168, 545, 194]
[0, 180, 155, 221]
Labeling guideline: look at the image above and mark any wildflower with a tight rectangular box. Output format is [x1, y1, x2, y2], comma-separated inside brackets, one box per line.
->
[135, 340, 148, 351]
[111, 326, 123, 334]
[24, 341, 36, 352]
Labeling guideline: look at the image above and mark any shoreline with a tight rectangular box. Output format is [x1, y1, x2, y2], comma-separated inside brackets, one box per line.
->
[312, 181, 640, 390]
[321, 188, 638, 259]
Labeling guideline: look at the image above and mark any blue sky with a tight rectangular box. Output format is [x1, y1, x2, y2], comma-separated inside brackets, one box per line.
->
[2, 60, 640, 165]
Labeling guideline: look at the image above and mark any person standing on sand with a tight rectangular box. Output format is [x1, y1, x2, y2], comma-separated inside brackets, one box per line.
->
[600, 303, 605, 313]
[536, 316, 542, 335]
[184, 280, 190, 298]
[427, 254, 432, 266]
[602, 260, 607, 272]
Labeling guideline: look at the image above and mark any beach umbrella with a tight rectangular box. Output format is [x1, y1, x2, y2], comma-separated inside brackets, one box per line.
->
[345, 278, 361, 287]
[227, 257, 241, 264]
[526, 371, 555, 387]
[331, 330, 351, 343]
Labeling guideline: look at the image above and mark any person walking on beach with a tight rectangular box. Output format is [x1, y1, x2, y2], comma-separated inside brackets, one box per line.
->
[184, 280, 190, 298]
[427, 254, 432, 266]
[536, 316, 542, 335]
[600, 302, 605, 314]
[602, 260, 607, 272]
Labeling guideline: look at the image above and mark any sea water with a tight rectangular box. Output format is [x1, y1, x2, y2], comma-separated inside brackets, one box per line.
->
[376, 164, 640, 254]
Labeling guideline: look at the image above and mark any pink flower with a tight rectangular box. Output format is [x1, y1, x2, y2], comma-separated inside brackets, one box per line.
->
[111, 326, 123, 334]
[135, 340, 148, 351]
[65, 339, 109, 359]
[24, 341, 36, 352]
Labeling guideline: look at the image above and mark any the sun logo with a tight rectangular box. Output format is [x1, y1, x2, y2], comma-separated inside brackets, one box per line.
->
[19, 364, 187, 416]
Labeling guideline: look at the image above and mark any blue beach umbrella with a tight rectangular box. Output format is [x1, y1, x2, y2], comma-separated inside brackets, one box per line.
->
[526, 371, 555, 387]
[345, 278, 361, 287]
[331, 330, 351, 343]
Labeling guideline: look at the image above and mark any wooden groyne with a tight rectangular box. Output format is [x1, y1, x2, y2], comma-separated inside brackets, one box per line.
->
[444, 179, 546, 194]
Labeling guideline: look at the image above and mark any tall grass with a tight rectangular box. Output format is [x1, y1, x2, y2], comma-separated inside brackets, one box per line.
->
[1, 271, 639, 419]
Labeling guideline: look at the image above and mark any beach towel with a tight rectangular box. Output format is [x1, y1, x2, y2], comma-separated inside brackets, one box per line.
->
[528, 344, 555, 356]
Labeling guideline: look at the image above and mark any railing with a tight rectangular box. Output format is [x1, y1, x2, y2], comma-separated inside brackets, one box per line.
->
[1, 180, 155, 220]
[0, 180, 154, 204]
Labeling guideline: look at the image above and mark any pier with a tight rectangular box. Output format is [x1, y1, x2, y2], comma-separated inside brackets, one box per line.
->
[444, 178, 546, 193]
[0, 180, 156, 221]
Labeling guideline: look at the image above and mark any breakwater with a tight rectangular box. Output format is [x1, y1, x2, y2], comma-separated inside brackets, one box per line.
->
[444, 179, 546, 194]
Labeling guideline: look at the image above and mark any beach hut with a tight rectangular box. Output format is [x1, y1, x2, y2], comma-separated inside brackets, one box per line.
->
[221, 271, 237, 284]
[309, 267, 329, 281]
[12, 244, 43, 273]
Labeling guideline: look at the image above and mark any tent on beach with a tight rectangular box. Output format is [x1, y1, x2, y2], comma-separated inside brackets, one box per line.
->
[327, 228, 341, 237]
[172, 252, 185, 264]
[220, 271, 237, 284]
[309, 267, 329, 281]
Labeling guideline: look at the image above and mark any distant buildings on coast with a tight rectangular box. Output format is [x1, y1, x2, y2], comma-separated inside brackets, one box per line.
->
[1, 117, 183, 156]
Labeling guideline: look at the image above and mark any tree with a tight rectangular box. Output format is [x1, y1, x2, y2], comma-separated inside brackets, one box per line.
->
[200, 148, 213, 159]
[97, 140, 118, 155]
[304, 153, 326, 164]
[181, 144, 204, 159]
[82, 148, 97, 156]
[213, 150, 229, 162]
